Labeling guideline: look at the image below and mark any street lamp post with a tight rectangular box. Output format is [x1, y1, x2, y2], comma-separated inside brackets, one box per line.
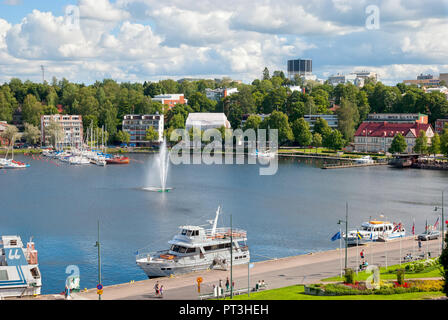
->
[434, 189, 447, 253]
[338, 202, 349, 269]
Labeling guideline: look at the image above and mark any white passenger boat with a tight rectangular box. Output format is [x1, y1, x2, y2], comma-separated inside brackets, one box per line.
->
[136, 206, 250, 277]
[354, 155, 374, 164]
[344, 220, 405, 246]
[0, 236, 42, 298]
[69, 156, 91, 165]
[0, 159, 30, 169]
[249, 149, 276, 158]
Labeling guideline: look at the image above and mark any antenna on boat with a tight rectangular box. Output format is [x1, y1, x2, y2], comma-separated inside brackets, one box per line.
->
[211, 206, 221, 236]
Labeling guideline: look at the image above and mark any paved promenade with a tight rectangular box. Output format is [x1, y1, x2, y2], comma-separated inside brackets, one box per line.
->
[54, 236, 443, 300]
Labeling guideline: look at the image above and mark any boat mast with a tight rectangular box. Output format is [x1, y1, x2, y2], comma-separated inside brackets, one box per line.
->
[211, 206, 221, 236]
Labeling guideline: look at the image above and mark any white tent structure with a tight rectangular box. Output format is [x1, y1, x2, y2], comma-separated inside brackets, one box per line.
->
[185, 113, 231, 131]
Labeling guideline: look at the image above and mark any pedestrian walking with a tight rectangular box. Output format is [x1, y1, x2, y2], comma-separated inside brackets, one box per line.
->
[225, 277, 230, 291]
[418, 239, 422, 251]
[159, 285, 164, 298]
[154, 281, 159, 296]
[360, 249, 365, 259]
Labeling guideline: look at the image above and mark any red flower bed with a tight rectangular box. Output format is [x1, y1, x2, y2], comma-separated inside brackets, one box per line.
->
[393, 281, 410, 288]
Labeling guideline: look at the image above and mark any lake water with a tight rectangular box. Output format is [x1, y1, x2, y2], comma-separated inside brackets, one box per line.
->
[1, 153, 447, 294]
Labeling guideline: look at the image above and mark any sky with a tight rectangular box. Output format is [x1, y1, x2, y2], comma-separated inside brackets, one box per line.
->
[0, 0, 448, 85]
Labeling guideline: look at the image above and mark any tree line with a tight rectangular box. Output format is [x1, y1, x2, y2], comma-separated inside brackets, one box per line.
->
[1, 68, 448, 148]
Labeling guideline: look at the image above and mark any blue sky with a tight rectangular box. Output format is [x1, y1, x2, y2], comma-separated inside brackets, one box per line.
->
[0, 0, 447, 85]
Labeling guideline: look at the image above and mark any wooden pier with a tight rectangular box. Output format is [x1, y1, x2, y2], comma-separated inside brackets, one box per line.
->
[322, 162, 389, 169]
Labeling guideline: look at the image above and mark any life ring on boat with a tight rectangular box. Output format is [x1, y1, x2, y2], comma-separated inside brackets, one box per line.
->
[160, 254, 175, 260]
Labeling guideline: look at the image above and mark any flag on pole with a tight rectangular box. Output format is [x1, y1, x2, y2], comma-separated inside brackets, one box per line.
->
[434, 217, 440, 229]
[370, 232, 373, 240]
[249, 263, 254, 269]
[425, 219, 428, 231]
[412, 221, 415, 235]
[357, 232, 363, 240]
[331, 231, 341, 241]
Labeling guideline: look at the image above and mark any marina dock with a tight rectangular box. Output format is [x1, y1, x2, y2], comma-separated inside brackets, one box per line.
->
[26, 236, 443, 300]
[322, 162, 389, 169]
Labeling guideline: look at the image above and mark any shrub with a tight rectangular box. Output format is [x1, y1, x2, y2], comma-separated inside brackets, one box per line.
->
[397, 269, 405, 285]
[344, 268, 355, 285]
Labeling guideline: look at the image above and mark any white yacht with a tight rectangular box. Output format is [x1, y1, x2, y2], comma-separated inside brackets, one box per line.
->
[69, 156, 91, 165]
[344, 220, 406, 246]
[136, 207, 250, 278]
[0, 236, 42, 298]
[354, 155, 374, 164]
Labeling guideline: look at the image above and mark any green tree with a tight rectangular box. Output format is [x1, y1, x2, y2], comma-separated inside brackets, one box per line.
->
[145, 126, 159, 143]
[389, 133, 407, 154]
[116, 130, 131, 144]
[429, 133, 441, 155]
[0, 124, 19, 146]
[326, 129, 345, 150]
[336, 98, 359, 142]
[243, 115, 262, 131]
[262, 67, 270, 80]
[23, 123, 41, 145]
[312, 132, 322, 148]
[260, 110, 293, 145]
[441, 129, 448, 156]
[413, 130, 428, 154]
[22, 94, 44, 126]
[44, 119, 64, 147]
[291, 118, 312, 146]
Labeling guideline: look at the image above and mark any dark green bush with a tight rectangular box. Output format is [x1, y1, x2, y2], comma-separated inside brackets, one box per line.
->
[344, 268, 355, 284]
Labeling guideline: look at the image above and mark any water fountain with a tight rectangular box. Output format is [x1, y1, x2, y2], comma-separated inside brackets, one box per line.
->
[143, 139, 173, 193]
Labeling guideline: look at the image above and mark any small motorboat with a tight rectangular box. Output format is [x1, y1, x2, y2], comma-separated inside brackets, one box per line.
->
[354, 155, 374, 164]
[106, 156, 130, 164]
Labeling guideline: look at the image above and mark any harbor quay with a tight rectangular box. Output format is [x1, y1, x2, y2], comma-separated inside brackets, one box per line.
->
[30, 236, 442, 300]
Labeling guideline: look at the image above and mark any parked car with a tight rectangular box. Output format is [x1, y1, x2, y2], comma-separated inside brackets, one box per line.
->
[418, 230, 440, 241]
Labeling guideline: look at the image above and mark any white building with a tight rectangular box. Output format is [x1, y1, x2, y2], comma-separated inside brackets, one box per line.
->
[122, 114, 164, 146]
[304, 114, 339, 131]
[186, 113, 231, 131]
[41, 115, 83, 147]
[205, 88, 238, 101]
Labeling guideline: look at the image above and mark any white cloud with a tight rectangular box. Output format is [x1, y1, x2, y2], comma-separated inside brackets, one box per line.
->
[0, 0, 447, 85]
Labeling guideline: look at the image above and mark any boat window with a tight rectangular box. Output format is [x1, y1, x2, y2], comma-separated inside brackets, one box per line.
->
[181, 229, 187, 235]
[186, 230, 193, 237]
[362, 227, 368, 231]
[179, 247, 187, 253]
[186, 248, 196, 254]
[171, 245, 180, 252]
[0, 270, 8, 281]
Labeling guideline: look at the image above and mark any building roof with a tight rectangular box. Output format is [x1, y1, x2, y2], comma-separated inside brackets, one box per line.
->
[186, 113, 231, 128]
[355, 122, 432, 138]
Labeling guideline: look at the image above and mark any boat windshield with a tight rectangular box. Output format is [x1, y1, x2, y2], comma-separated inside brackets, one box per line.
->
[170, 245, 196, 254]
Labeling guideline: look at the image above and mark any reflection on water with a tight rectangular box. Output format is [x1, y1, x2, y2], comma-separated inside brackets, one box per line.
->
[1, 154, 447, 293]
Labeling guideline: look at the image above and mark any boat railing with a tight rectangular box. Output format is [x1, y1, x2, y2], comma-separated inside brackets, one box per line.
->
[205, 228, 247, 239]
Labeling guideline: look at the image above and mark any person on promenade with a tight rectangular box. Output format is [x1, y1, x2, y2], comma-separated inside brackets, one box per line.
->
[360, 250, 365, 260]
[261, 280, 266, 288]
[159, 285, 164, 298]
[255, 281, 260, 291]
[418, 239, 422, 251]
[225, 278, 230, 291]
[154, 282, 159, 296]
[219, 279, 223, 289]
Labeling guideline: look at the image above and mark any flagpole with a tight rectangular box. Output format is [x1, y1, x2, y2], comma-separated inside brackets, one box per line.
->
[356, 229, 359, 276]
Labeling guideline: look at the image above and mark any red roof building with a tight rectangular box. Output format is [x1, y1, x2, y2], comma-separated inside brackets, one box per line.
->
[354, 121, 434, 153]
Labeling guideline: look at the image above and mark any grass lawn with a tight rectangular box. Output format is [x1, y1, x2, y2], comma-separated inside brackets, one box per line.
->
[223, 285, 445, 300]
[321, 260, 442, 282]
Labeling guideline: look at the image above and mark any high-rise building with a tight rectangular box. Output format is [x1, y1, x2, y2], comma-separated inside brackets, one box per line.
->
[287, 58, 312, 80]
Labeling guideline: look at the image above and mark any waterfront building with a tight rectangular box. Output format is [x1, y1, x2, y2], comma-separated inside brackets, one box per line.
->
[354, 122, 434, 153]
[353, 71, 378, 82]
[122, 114, 164, 146]
[185, 113, 231, 131]
[205, 88, 238, 102]
[435, 119, 448, 134]
[327, 71, 375, 88]
[304, 114, 339, 132]
[440, 73, 448, 84]
[365, 113, 428, 124]
[40, 115, 83, 147]
[152, 94, 187, 110]
[403, 74, 440, 87]
[0, 121, 9, 146]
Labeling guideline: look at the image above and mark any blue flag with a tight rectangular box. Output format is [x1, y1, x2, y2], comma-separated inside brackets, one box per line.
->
[331, 231, 341, 241]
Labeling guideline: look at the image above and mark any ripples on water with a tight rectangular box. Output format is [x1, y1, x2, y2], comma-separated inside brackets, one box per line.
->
[1, 154, 447, 293]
